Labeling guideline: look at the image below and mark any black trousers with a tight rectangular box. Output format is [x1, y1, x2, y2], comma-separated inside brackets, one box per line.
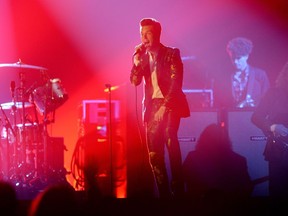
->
[269, 159, 288, 199]
[265, 140, 288, 199]
[145, 99, 184, 198]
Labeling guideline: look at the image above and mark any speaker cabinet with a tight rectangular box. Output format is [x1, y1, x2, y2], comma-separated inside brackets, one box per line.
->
[47, 137, 65, 171]
[165, 110, 219, 182]
[178, 110, 219, 161]
[227, 110, 268, 196]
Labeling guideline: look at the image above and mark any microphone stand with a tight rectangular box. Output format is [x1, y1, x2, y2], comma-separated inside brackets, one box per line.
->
[10, 80, 18, 174]
[105, 84, 113, 197]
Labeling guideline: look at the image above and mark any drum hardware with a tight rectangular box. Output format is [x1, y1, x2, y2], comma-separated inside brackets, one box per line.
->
[0, 61, 68, 195]
[16, 66, 31, 183]
[26, 77, 68, 180]
[33, 78, 68, 115]
[0, 59, 48, 71]
[0, 106, 16, 137]
[0, 105, 16, 180]
[0, 101, 33, 110]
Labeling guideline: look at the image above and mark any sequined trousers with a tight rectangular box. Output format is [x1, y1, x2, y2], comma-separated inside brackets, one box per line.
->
[145, 98, 185, 199]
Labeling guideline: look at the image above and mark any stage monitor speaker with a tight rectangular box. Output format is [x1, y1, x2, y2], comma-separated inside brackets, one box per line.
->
[47, 137, 65, 171]
[178, 110, 219, 161]
[227, 110, 268, 197]
[165, 110, 219, 182]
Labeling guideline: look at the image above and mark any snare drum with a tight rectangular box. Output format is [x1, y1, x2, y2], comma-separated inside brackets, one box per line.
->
[33, 78, 68, 114]
[16, 123, 41, 144]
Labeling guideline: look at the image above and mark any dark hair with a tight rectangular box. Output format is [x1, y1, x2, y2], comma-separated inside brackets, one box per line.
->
[226, 37, 253, 58]
[29, 184, 79, 216]
[196, 124, 232, 153]
[275, 61, 288, 89]
[140, 18, 161, 40]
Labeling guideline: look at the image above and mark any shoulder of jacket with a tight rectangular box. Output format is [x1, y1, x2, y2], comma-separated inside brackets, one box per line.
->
[167, 46, 180, 54]
[160, 44, 179, 52]
[249, 65, 267, 75]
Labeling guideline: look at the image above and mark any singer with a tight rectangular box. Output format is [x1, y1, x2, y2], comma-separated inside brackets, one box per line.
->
[130, 18, 190, 199]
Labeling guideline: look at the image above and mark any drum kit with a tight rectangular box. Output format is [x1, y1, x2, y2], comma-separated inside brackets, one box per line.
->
[0, 60, 68, 190]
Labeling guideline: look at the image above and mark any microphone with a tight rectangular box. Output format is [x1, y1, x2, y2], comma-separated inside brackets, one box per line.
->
[10, 81, 15, 99]
[105, 83, 111, 88]
[133, 43, 146, 56]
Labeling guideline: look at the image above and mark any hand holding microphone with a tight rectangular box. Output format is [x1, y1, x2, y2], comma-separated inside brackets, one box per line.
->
[133, 43, 146, 66]
[134, 43, 146, 55]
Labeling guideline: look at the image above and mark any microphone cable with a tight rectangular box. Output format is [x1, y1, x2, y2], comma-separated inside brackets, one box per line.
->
[134, 86, 145, 148]
[133, 85, 153, 195]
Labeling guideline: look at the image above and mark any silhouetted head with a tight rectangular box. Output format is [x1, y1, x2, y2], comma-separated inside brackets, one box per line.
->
[28, 183, 79, 216]
[196, 123, 232, 153]
[0, 181, 18, 215]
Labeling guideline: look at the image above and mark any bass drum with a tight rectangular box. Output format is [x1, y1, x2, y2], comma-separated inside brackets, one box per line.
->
[33, 78, 68, 114]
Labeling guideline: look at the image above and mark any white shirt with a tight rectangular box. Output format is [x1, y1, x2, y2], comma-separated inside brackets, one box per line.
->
[149, 52, 164, 99]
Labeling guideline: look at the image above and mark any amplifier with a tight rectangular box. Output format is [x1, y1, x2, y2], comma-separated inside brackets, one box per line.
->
[178, 110, 219, 161]
[47, 137, 65, 171]
[165, 110, 219, 182]
[79, 99, 120, 124]
[183, 89, 214, 108]
[227, 110, 268, 196]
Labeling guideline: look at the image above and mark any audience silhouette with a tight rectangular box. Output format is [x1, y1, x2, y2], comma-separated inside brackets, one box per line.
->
[0, 181, 19, 216]
[183, 124, 253, 213]
[28, 183, 80, 216]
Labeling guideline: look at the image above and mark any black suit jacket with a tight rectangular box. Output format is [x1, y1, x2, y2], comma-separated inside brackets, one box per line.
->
[130, 44, 190, 122]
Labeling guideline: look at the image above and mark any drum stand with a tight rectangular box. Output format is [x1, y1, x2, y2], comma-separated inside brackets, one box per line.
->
[0, 61, 54, 197]
[40, 83, 56, 184]
[42, 111, 49, 182]
[10, 72, 29, 187]
[10, 71, 40, 189]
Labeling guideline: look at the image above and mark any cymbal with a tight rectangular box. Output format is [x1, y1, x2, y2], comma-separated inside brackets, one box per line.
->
[0, 101, 33, 110]
[0, 61, 48, 71]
